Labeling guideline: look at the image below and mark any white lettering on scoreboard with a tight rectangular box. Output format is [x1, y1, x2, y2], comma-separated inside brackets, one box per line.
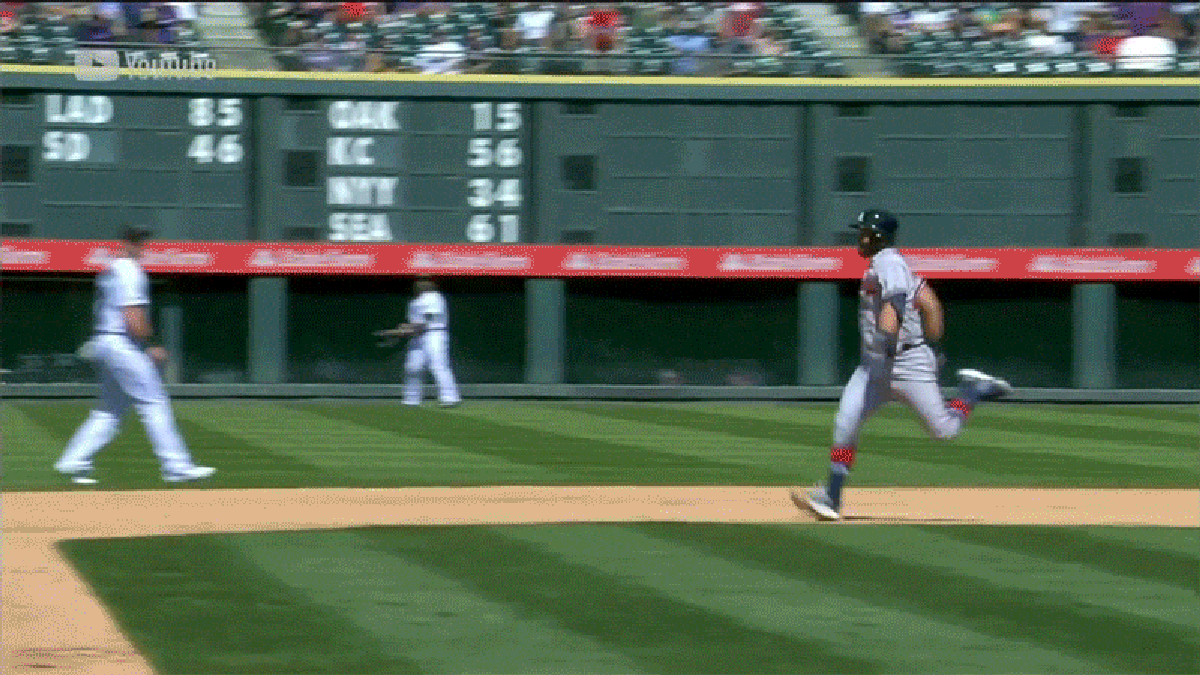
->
[42, 94, 113, 162]
[466, 101, 523, 243]
[325, 100, 400, 241]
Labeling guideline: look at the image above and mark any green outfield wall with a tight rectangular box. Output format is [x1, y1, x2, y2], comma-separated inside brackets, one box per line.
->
[1, 71, 1196, 394]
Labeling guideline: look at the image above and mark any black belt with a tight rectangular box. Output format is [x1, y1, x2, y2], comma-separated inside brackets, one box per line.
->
[899, 342, 925, 353]
[95, 331, 126, 336]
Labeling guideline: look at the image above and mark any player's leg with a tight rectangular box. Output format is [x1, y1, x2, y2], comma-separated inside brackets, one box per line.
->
[892, 378, 966, 440]
[55, 341, 130, 478]
[403, 338, 428, 405]
[425, 331, 461, 405]
[109, 339, 212, 479]
[807, 364, 890, 517]
[893, 369, 1014, 441]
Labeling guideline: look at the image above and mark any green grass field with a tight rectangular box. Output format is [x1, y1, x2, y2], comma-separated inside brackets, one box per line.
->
[7, 400, 1199, 674]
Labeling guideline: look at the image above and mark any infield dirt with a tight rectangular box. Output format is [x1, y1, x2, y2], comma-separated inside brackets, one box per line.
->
[4, 486, 1197, 675]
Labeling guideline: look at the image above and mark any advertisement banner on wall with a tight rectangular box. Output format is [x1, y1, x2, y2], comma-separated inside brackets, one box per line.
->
[2, 240, 1198, 281]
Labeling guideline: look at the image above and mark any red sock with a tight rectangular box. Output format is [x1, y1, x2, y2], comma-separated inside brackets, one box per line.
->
[948, 398, 973, 419]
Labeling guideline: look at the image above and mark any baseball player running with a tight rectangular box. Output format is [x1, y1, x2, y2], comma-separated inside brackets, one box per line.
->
[395, 276, 461, 407]
[54, 227, 216, 485]
[794, 209, 1012, 521]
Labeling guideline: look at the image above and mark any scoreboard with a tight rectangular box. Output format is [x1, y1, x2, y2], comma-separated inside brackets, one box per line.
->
[1, 91, 532, 244]
[1, 93, 252, 240]
[311, 98, 529, 243]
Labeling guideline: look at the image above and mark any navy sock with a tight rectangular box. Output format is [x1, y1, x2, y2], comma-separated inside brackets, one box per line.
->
[826, 462, 850, 507]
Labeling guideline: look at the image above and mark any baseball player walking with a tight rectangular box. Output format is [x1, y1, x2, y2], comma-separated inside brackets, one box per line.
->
[794, 209, 1012, 521]
[397, 276, 461, 407]
[54, 227, 216, 485]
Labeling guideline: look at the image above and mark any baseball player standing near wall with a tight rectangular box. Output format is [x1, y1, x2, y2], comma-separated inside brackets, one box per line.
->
[55, 227, 216, 485]
[795, 209, 1012, 521]
[397, 276, 461, 407]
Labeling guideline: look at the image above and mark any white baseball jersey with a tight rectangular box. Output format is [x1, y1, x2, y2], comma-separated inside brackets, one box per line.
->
[94, 257, 149, 335]
[408, 291, 448, 330]
[859, 247, 938, 381]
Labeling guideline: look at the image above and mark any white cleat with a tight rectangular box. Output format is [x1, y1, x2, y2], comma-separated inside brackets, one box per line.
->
[56, 465, 97, 485]
[163, 466, 216, 483]
[957, 369, 1014, 401]
[791, 486, 841, 521]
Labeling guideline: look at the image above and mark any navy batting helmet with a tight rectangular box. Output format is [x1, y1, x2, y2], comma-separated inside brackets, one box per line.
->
[849, 209, 898, 240]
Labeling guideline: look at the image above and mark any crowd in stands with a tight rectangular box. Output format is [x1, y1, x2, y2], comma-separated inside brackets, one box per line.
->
[0, 2, 205, 66]
[1, 2, 199, 44]
[253, 2, 844, 76]
[2, 2, 1197, 75]
[854, 2, 1199, 73]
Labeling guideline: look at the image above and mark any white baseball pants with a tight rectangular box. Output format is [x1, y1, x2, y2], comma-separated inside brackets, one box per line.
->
[403, 330, 461, 405]
[55, 334, 199, 475]
[832, 361, 966, 448]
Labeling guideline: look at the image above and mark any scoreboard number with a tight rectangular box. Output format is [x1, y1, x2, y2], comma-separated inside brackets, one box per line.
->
[188, 98, 243, 127]
[187, 134, 244, 164]
[466, 138, 523, 168]
[471, 101, 521, 132]
[467, 178, 521, 209]
[467, 214, 520, 243]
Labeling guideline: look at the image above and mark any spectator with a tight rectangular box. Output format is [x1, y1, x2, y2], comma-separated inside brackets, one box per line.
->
[1117, 23, 1178, 70]
[722, 2, 762, 54]
[489, 2, 518, 47]
[462, 25, 496, 72]
[167, 2, 198, 29]
[1086, 18, 1129, 60]
[414, 27, 464, 73]
[666, 19, 711, 75]
[586, 2, 622, 53]
[1046, 2, 1106, 47]
[1024, 18, 1073, 56]
[135, 4, 173, 44]
[515, 2, 555, 47]
[79, 10, 116, 43]
[753, 27, 785, 56]
[301, 34, 338, 70]
[1112, 2, 1170, 36]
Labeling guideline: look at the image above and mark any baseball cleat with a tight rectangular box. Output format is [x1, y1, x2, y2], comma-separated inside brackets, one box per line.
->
[791, 486, 841, 521]
[56, 464, 98, 485]
[957, 369, 1014, 402]
[163, 466, 216, 483]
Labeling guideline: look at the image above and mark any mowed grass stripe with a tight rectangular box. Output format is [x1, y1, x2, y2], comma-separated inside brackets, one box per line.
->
[865, 526, 1196, 629]
[359, 524, 882, 675]
[189, 402, 565, 484]
[967, 408, 1196, 452]
[458, 403, 802, 479]
[500, 524, 1100, 674]
[1085, 526, 1200, 559]
[1059, 404, 1197, 426]
[57, 535, 421, 675]
[931, 526, 1199, 595]
[299, 402, 758, 485]
[571, 403, 1191, 486]
[646, 524, 1197, 675]
[1, 404, 72, 483]
[227, 530, 644, 675]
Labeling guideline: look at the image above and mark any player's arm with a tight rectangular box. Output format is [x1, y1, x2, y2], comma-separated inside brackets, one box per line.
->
[122, 305, 154, 342]
[878, 297, 902, 357]
[915, 282, 944, 343]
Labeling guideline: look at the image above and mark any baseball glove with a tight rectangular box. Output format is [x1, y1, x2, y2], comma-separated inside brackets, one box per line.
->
[372, 324, 418, 347]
